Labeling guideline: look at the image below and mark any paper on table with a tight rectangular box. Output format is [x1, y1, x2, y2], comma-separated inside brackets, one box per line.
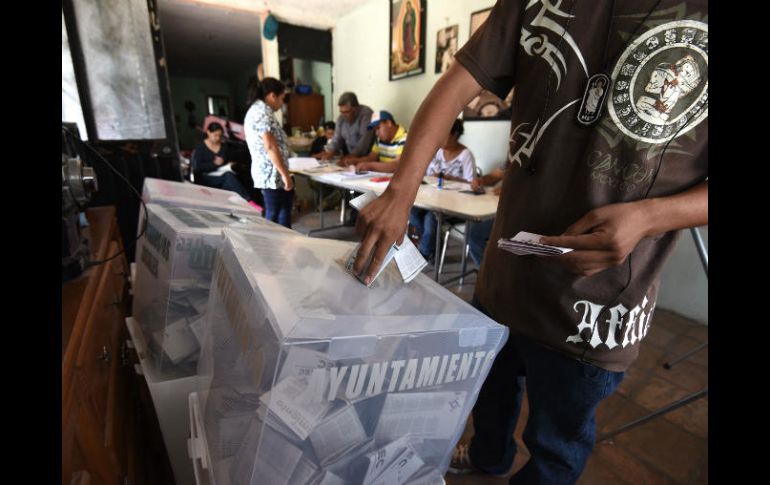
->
[374, 391, 467, 442]
[288, 157, 322, 172]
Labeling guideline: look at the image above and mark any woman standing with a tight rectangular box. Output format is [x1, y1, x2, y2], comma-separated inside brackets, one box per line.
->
[244, 77, 295, 228]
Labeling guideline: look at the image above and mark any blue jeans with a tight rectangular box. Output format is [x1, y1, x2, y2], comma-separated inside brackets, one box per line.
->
[469, 296, 624, 484]
[408, 208, 437, 258]
[198, 172, 253, 202]
[468, 218, 495, 266]
[262, 188, 294, 228]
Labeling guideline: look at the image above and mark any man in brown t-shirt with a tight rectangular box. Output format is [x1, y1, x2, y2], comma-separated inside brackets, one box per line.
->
[352, 0, 707, 482]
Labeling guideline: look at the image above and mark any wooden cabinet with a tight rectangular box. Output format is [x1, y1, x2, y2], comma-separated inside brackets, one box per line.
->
[62, 206, 173, 485]
[286, 93, 324, 132]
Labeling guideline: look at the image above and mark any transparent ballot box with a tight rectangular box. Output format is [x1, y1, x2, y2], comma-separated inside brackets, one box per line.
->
[132, 203, 287, 380]
[196, 228, 508, 484]
[141, 177, 259, 215]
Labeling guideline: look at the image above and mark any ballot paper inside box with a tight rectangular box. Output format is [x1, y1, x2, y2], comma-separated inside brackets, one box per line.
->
[138, 177, 261, 238]
[132, 203, 284, 381]
[196, 228, 508, 484]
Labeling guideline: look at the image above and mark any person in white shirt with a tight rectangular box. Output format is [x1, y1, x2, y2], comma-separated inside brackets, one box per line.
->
[408, 119, 476, 260]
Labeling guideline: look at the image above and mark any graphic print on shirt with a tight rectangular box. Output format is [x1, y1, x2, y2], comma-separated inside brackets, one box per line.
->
[566, 294, 656, 350]
[607, 20, 708, 144]
[508, 2, 708, 175]
[509, 0, 583, 168]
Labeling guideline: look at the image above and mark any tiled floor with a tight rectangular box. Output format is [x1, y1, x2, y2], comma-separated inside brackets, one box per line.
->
[293, 207, 708, 485]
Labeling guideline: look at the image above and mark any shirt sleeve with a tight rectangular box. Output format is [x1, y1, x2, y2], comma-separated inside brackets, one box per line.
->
[454, 0, 525, 99]
[247, 104, 272, 137]
[425, 149, 442, 176]
[460, 149, 477, 182]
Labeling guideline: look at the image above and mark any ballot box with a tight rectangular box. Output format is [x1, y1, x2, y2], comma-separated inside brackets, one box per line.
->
[141, 177, 259, 215]
[132, 203, 289, 380]
[195, 227, 509, 484]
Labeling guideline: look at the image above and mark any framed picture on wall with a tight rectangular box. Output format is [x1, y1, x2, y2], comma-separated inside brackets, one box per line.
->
[389, 0, 426, 81]
[435, 24, 459, 74]
[463, 7, 514, 121]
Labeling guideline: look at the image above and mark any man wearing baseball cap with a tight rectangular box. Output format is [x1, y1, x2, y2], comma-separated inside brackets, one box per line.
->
[346, 110, 408, 173]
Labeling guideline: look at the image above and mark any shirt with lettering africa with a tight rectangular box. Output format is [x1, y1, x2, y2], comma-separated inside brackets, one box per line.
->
[455, 0, 708, 372]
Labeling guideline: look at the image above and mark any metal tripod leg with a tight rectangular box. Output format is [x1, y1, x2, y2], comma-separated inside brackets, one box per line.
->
[597, 389, 708, 442]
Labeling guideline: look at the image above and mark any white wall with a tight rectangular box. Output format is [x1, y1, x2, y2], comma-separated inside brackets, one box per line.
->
[658, 227, 708, 325]
[332, 0, 509, 173]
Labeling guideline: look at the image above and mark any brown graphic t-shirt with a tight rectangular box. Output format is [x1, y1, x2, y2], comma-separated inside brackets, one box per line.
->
[455, 0, 708, 372]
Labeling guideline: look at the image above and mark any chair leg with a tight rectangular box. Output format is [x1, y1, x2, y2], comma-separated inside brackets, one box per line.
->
[438, 229, 450, 275]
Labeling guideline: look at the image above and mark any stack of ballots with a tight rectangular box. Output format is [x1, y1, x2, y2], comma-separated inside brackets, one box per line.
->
[195, 227, 509, 484]
[132, 203, 290, 380]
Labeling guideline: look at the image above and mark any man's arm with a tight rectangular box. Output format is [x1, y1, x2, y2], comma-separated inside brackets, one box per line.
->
[351, 128, 376, 157]
[357, 160, 399, 173]
[540, 181, 708, 276]
[343, 151, 378, 166]
[352, 62, 483, 283]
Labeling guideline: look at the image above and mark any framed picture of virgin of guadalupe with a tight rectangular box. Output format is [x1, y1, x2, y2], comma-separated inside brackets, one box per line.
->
[389, 0, 426, 81]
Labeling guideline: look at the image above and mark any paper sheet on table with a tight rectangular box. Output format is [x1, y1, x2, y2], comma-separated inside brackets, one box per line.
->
[288, 157, 322, 171]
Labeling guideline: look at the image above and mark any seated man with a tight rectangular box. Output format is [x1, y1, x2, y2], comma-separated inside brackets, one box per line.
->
[320, 92, 375, 161]
[310, 121, 338, 158]
[467, 163, 508, 265]
[345, 110, 408, 173]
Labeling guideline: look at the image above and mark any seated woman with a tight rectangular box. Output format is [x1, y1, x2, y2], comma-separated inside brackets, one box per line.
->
[191, 122, 262, 211]
[408, 119, 476, 260]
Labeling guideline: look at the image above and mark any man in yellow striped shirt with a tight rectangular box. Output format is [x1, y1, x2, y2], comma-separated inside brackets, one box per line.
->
[347, 110, 408, 173]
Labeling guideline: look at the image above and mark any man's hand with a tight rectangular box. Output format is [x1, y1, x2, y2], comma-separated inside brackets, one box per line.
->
[339, 155, 358, 167]
[471, 178, 482, 192]
[320, 150, 333, 161]
[539, 201, 653, 277]
[356, 162, 372, 172]
[353, 188, 412, 285]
